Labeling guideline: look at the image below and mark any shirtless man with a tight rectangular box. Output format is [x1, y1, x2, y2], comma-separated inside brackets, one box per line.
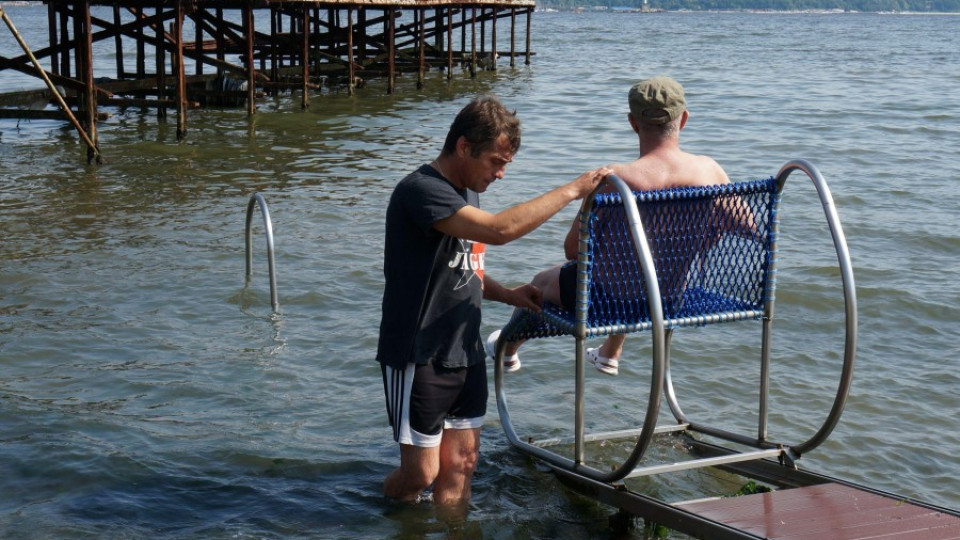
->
[487, 76, 730, 375]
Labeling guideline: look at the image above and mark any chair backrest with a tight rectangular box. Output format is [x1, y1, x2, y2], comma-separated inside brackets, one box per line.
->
[583, 178, 780, 330]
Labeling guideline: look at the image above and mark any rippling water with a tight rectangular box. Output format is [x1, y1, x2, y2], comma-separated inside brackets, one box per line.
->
[2, 7, 959, 539]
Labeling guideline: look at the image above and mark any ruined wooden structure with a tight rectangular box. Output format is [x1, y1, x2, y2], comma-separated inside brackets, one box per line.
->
[0, 0, 535, 162]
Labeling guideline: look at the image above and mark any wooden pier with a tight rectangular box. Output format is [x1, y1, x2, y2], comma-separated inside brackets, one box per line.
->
[0, 0, 535, 162]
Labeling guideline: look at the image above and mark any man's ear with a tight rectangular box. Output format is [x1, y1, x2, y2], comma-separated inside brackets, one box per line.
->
[456, 136, 470, 157]
[628, 113, 640, 134]
[678, 109, 689, 130]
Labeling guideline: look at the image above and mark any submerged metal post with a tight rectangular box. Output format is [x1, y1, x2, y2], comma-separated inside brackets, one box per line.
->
[301, 6, 310, 109]
[245, 193, 279, 313]
[347, 9, 355, 95]
[175, 0, 187, 140]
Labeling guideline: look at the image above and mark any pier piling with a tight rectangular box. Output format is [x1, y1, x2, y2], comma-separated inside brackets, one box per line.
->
[0, 0, 535, 160]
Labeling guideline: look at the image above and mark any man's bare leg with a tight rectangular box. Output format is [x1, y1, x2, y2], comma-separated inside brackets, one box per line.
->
[501, 265, 565, 356]
[598, 334, 626, 360]
[433, 427, 482, 506]
[384, 443, 440, 502]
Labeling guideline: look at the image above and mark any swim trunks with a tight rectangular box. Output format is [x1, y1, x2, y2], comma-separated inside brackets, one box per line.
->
[381, 360, 487, 447]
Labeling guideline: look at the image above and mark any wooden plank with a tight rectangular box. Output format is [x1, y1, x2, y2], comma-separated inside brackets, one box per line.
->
[678, 483, 960, 540]
[779, 517, 960, 540]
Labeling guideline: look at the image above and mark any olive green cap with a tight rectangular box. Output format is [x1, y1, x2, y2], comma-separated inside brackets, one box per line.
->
[628, 76, 686, 125]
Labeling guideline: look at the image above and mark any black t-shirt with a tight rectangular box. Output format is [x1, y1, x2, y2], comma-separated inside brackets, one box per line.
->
[376, 165, 487, 370]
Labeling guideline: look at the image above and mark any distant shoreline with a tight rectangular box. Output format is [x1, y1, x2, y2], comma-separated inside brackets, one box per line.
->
[536, 6, 960, 13]
[4, 1, 956, 12]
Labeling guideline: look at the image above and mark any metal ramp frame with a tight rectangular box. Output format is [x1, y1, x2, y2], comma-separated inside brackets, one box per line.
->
[490, 160, 877, 538]
[549, 442, 960, 540]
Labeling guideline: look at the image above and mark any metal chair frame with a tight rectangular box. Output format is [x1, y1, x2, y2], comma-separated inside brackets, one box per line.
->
[492, 159, 857, 484]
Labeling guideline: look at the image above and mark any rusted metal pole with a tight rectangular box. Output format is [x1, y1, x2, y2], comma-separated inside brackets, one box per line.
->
[47, 2, 58, 74]
[433, 7, 442, 52]
[387, 8, 395, 94]
[460, 8, 465, 62]
[357, 8, 366, 63]
[215, 7, 225, 78]
[446, 7, 452, 79]
[525, 7, 531, 65]
[113, 5, 124, 78]
[73, 7, 81, 82]
[328, 8, 335, 61]
[269, 6, 278, 93]
[81, 0, 100, 163]
[156, 2, 166, 119]
[136, 7, 145, 77]
[1, 5, 101, 162]
[301, 6, 310, 109]
[417, 7, 425, 89]
[510, 8, 516, 68]
[175, 0, 187, 139]
[491, 8, 497, 71]
[347, 8, 355, 95]
[59, 6, 70, 77]
[470, 8, 476, 78]
[195, 11, 202, 75]
[480, 8, 486, 57]
[244, 3, 255, 115]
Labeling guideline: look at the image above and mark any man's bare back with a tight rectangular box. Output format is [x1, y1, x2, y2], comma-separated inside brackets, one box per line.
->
[610, 148, 729, 193]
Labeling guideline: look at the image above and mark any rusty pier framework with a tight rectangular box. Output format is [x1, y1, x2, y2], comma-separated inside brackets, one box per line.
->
[0, 0, 535, 162]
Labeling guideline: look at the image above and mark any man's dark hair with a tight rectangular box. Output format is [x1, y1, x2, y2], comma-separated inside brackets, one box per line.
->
[442, 95, 521, 157]
[638, 117, 681, 139]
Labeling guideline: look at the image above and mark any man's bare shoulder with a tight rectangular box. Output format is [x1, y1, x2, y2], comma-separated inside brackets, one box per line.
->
[608, 153, 727, 192]
[687, 153, 730, 186]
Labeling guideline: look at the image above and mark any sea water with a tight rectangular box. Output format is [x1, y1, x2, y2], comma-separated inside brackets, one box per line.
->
[1, 7, 959, 539]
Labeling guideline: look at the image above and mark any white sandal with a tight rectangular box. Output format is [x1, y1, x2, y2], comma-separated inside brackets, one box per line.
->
[485, 329, 521, 372]
[587, 347, 619, 376]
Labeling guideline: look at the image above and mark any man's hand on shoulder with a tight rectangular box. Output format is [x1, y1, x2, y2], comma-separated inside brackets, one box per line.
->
[568, 167, 615, 199]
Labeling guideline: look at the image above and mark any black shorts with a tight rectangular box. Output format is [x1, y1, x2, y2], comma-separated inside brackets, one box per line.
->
[559, 261, 577, 311]
[381, 360, 488, 447]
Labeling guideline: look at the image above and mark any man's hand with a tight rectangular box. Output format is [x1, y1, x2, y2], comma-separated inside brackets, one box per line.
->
[506, 283, 542, 313]
[567, 167, 614, 199]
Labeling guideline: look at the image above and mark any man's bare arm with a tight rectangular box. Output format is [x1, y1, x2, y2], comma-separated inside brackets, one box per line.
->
[433, 168, 611, 246]
[483, 275, 542, 312]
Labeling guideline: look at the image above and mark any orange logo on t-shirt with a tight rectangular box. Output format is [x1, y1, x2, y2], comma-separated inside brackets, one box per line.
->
[449, 239, 485, 290]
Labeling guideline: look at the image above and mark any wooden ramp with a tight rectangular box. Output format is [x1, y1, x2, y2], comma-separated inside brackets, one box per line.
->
[677, 483, 960, 540]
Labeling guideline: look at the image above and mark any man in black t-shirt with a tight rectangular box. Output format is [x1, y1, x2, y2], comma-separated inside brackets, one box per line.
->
[377, 95, 611, 507]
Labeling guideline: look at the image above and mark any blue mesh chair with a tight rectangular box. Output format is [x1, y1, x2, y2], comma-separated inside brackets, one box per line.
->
[492, 160, 857, 485]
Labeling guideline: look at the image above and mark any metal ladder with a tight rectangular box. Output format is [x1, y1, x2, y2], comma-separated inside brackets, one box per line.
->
[245, 193, 279, 313]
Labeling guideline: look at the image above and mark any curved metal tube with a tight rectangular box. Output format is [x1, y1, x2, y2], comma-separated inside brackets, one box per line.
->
[495, 175, 666, 483]
[605, 174, 667, 481]
[497, 163, 854, 480]
[245, 193, 279, 313]
[775, 160, 858, 456]
[661, 330, 690, 424]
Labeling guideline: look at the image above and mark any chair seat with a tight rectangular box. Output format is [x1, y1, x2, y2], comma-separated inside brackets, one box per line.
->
[502, 287, 764, 342]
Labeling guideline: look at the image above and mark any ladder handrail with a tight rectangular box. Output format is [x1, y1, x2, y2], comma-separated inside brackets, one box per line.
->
[245, 193, 279, 313]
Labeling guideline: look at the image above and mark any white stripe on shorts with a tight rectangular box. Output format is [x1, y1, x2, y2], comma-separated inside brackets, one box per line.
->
[383, 363, 442, 448]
